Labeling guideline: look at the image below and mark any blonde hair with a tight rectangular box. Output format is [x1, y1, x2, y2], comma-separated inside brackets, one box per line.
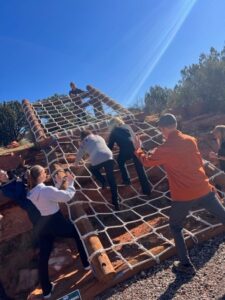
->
[109, 117, 124, 131]
[212, 125, 225, 143]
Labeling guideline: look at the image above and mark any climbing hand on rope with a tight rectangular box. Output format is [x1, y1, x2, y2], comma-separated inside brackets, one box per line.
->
[134, 134, 142, 150]
[55, 169, 75, 190]
[209, 151, 218, 160]
[55, 170, 67, 187]
[66, 171, 75, 186]
[74, 162, 80, 168]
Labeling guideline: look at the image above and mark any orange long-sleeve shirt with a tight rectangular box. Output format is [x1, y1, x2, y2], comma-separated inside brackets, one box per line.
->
[136, 130, 212, 201]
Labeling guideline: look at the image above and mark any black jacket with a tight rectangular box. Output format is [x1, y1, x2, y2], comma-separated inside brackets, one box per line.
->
[0, 179, 41, 225]
[108, 125, 135, 156]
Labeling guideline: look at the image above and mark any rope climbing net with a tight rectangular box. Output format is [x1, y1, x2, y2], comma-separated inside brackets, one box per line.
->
[22, 86, 225, 274]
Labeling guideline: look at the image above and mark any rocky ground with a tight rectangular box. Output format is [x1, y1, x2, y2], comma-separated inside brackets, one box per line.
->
[96, 233, 225, 300]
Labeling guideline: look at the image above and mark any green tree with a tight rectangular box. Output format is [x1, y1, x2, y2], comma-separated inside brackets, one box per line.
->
[128, 97, 144, 114]
[142, 45, 225, 118]
[170, 46, 225, 115]
[144, 85, 172, 114]
[0, 101, 27, 146]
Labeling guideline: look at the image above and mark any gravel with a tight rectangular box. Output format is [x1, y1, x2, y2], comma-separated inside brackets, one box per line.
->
[96, 234, 225, 300]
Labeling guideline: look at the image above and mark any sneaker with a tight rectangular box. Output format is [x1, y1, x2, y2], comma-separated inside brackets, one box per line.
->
[84, 265, 91, 271]
[172, 260, 196, 275]
[142, 190, 151, 196]
[43, 282, 56, 299]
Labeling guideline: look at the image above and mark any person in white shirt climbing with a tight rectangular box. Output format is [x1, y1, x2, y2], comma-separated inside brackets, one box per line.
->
[27, 165, 89, 299]
[74, 130, 120, 210]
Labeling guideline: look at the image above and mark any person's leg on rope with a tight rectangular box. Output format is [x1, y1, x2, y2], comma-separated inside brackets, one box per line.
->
[38, 235, 55, 298]
[117, 154, 131, 185]
[132, 154, 151, 195]
[199, 192, 225, 225]
[71, 224, 90, 269]
[103, 159, 120, 210]
[50, 211, 89, 269]
[169, 201, 196, 275]
[89, 164, 106, 188]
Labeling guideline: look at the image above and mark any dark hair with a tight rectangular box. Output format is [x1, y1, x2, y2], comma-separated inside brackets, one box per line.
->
[157, 114, 177, 128]
[70, 81, 75, 87]
[27, 165, 44, 189]
[80, 130, 92, 141]
[212, 125, 225, 144]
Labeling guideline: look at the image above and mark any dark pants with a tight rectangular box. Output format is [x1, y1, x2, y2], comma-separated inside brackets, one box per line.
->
[90, 159, 118, 206]
[0, 281, 11, 300]
[117, 152, 151, 194]
[169, 192, 225, 264]
[36, 211, 89, 295]
[25, 202, 41, 226]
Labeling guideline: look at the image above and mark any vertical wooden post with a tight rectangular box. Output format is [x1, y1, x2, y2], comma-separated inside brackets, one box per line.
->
[51, 166, 116, 282]
[87, 85, 131, 115]
[71, 203, 116, 282]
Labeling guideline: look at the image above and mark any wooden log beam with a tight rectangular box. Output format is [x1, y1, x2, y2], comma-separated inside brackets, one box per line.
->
[52, 166, 116, 282]
[22, 99, 47, 141]
[70, 203, 116, 282]
[86, 85, 131, 116]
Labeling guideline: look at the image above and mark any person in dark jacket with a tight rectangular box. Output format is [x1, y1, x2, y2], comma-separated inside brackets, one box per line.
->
[209, 125, 225, 172]
[108, 117, 151, 195]
[69, 82, 85, 98]
[0, 169, 40, 225]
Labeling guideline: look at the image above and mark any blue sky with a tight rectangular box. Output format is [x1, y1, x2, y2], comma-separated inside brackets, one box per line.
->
[1, 0, 225, 106]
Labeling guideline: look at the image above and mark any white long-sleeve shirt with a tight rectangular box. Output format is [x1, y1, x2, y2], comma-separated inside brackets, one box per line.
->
[27, 182, 75, 216]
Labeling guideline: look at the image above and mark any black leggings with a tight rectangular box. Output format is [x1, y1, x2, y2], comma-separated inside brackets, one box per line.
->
[36, 211, 89, 295]
[90, 159, 118, 206]
[117, 152, 151, 194]
[0, 281, 11, 300]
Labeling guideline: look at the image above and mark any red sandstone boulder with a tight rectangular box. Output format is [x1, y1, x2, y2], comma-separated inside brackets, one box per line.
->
[0, 153, 24, 171]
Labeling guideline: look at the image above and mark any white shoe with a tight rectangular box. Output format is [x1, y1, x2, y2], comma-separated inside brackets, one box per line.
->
[84, 265, 91, 271]
[43, 282, 56, 299]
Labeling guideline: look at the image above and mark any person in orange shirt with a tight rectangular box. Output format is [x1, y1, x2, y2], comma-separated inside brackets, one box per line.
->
[135, 113, 225, 275]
